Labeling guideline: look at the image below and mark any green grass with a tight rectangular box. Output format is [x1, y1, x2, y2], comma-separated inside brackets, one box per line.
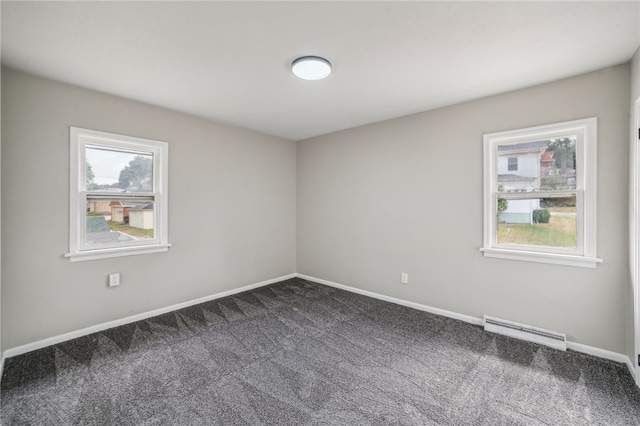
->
[498, 213, 576, 248]
[107, 221, 154, 239]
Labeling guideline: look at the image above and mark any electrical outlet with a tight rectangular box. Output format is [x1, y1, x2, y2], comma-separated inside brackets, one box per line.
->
[109, 273, 120, 287]
[401, 273, 409, 284]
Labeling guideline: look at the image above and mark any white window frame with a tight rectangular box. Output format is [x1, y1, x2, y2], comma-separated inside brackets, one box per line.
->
[66, 127, 170, 262]
[481, 117, 601, 268]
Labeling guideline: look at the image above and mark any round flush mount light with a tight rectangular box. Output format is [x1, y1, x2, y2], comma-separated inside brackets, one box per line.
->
[291, 56, 332, 80]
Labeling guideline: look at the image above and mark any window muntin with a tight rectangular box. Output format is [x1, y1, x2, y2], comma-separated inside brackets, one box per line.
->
[68, 128, 169, 261]
[482, 118, 599, 268]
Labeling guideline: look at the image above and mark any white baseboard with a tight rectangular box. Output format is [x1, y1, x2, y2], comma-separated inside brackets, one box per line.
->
[296, 273, 483, 326]
[0, 353, 5, 385]
[2, 273, 296, 360]
[566, 341, 636, 379]
[3, 271, 635, 387]
[296, 273, 635, 375]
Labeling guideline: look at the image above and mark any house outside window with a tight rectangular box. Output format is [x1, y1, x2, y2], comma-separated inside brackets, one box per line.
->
[67, 127, 170, 262]
[481, 118, 600, 268]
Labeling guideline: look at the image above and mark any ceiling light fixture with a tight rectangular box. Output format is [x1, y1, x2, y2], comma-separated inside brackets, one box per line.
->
[291, 56, 332, 81]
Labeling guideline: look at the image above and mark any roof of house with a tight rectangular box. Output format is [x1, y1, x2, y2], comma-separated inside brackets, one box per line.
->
[110, 201, 153, 210]
[86, 216, 111, 233]
[540, 150, 555, 165]
[129, 203, 154, 211]
[497, 140, 549, 154]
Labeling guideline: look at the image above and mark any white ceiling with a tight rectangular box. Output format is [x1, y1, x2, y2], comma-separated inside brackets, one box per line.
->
[2, 1, 639, 141]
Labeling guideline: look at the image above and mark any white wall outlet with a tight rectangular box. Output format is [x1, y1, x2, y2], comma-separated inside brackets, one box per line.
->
[109, 273, 120, 287]
[401, 273, 409, 284]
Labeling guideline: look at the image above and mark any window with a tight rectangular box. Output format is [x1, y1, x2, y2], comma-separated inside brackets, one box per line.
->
[481, 118, 600, 268]
[66, 127, 170, 262]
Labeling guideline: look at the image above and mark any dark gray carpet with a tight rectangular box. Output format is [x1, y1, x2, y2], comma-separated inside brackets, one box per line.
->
[2, 278, 640, 425]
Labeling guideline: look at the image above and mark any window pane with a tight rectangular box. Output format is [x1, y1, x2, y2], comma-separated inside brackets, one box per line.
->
[497, 196, 576, 249]
[86, 197, 155, 245]
[497, 137, 576, 192]
[86, 145, 154, 192]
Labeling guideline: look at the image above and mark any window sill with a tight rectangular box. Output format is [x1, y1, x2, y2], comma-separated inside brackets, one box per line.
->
[65, 243, 171, 262]
[480, 247, 602, 268]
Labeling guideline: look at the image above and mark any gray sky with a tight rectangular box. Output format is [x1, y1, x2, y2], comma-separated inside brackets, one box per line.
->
[86, 147, 149, 185]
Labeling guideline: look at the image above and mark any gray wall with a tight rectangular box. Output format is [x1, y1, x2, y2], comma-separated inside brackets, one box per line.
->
[630, 47, 640, 369]
[0, 67, 3, 355]
[298, 64, 631, 354]
[2, 63, 635, 357]
[1, 69, 297, 350]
